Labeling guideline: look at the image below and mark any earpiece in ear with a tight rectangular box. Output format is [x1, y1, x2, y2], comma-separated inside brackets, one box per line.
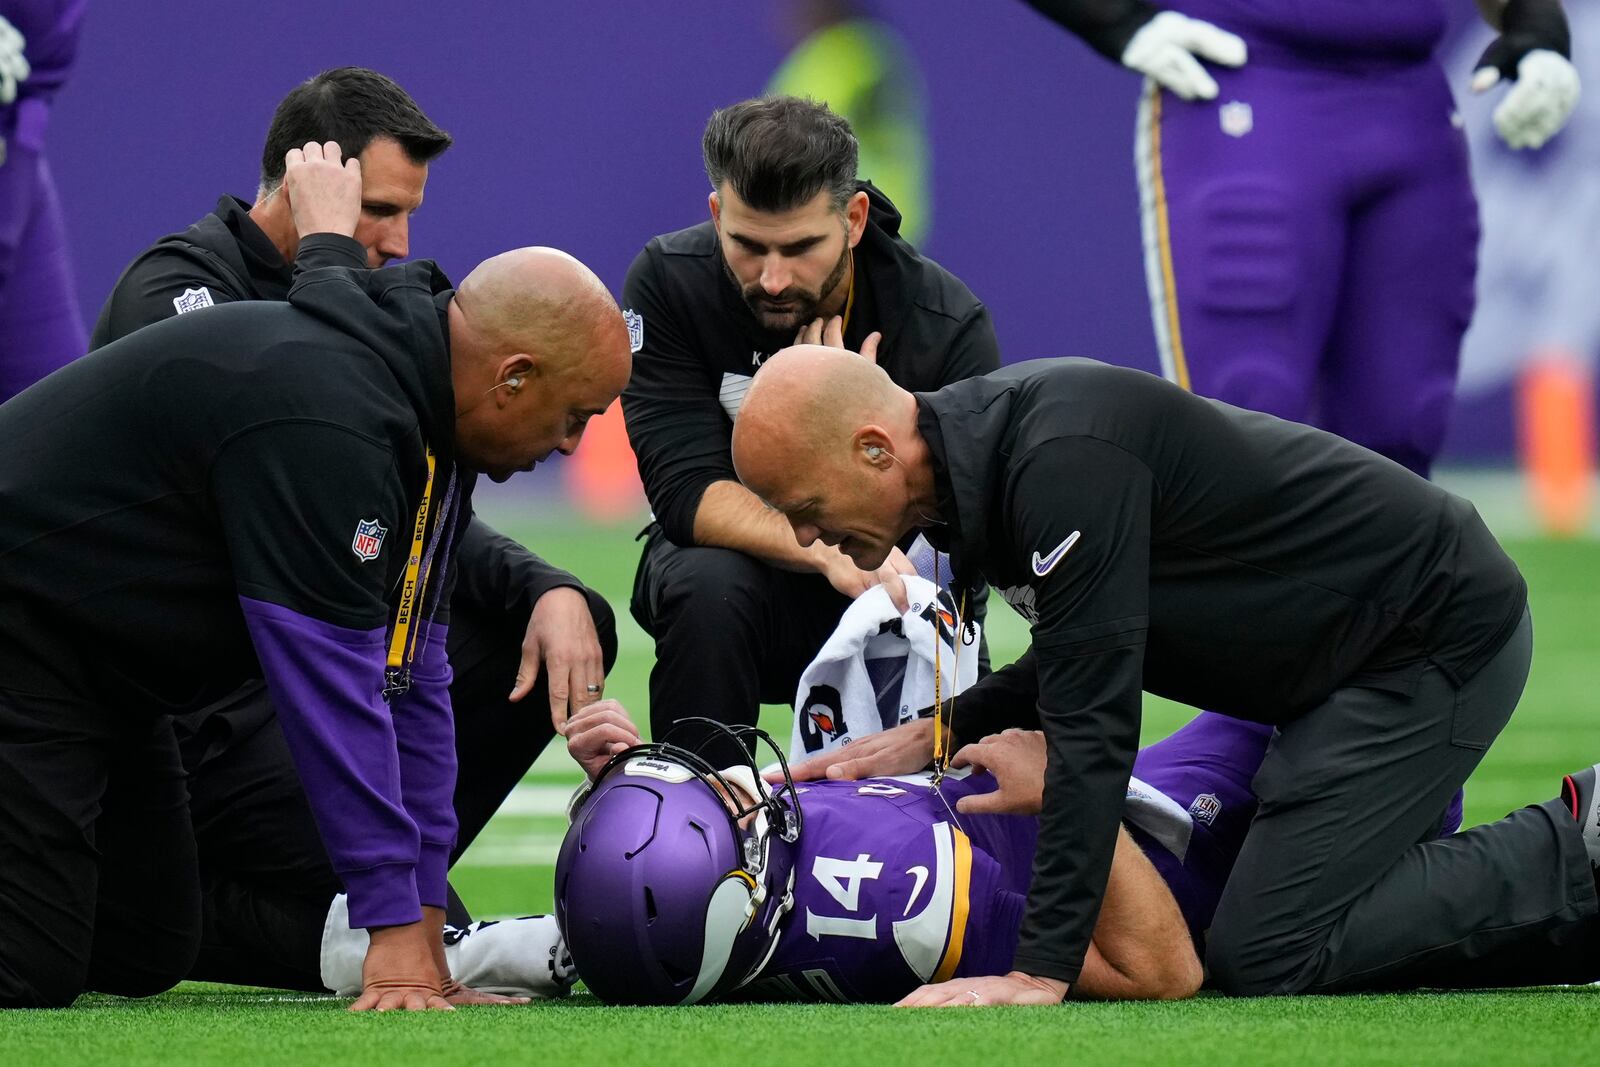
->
[506, 376, 523, 391]
[866, 446, 883, 460]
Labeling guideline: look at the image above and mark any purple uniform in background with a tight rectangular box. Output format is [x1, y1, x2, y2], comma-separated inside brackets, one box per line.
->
[750, 713, 1334, 1002]
[1138, 0, 1475, 476]
[0, 0, 87, 400]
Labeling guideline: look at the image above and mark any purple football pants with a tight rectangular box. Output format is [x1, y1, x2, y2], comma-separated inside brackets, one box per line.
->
[1137, 49, 1478, 477]
[0, 151, 85, 402]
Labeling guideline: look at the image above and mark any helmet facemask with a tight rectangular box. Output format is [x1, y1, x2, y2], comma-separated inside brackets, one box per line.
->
[556, 719, 804, 1004]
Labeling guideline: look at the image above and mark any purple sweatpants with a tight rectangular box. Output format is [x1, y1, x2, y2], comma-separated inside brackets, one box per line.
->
[1136, 49, 1478, 476]
[0, 125, 84, 401]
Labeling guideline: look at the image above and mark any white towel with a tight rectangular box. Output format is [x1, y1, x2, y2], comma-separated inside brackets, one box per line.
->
[789, 569, 980, 763]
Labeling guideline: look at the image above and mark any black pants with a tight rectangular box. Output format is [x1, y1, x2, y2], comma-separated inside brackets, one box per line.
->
[0, 586, 616, 1004]
[1206, 607, 1600, 993]
[0, 693, 201, 1007]
[184, 586, 617, 992]
[631, 526, 863, 766]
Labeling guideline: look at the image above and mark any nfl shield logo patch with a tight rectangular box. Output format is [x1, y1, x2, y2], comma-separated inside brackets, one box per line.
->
[1188, 792, 1222, 826]
[173, 286, 215, 315]
[1219, 101, 1253, 138]
[351, 518, 387, 562]
[623, 309, 644, 353]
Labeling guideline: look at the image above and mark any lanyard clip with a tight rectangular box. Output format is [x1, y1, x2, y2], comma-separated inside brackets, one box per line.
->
[382, 668, 412, 703]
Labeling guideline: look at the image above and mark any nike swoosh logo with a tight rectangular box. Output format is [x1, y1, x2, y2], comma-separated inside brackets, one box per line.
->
[902, 865, 930, 916]
[1031, 531, 1082, 577]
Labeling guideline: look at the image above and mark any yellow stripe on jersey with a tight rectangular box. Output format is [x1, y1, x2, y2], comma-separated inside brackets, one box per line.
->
[930, 828, 973, 983]
[1137, 82, 1192, 393]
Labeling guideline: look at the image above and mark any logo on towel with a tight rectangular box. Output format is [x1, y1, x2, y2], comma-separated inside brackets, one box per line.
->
[798, 683, 847, 753]
[917, 588, 962, 647]
[623, 309, 644, 353]
[351, 518, 387, 562]
[1219, 101, 1253, 138]
[1188, 793, 1222, 826]
[1031, 531, 1081, 577]
[173, 286, 215, 315]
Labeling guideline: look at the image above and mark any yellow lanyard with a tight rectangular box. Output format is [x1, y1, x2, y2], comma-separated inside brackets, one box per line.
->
[930, 552, 968, 785]
[387, 448, 437, 673]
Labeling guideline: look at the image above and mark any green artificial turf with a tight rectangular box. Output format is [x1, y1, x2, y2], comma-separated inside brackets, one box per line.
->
[5, 511, 1598, 1066]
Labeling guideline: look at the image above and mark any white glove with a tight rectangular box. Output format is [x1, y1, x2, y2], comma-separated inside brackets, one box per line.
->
[0, 15, 29, 107]
[1120, 10, 1247, 102]
[1472, 48, 1581, 150]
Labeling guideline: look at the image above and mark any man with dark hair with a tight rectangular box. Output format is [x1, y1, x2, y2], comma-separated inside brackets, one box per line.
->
[0, 138, 633, 1010]
[255, 65, 452, 210]
[85, 71, 618, 997]
[91, 66, 450, 348]
[622, 95, 1000, 762]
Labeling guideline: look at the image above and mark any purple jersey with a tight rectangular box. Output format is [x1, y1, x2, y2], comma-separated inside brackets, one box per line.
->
[1122, 714, 1273, 947]
[1163, 1, 1446, 59]
[747, 772, 1036, 1003]
[749, 714, 1281, 1002]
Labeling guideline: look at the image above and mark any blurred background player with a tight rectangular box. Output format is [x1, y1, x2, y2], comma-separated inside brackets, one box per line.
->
[621, 95, 997, 766]
[1023, 0, 1580, 477]
[766, 0, 932, 245]
[0, 0, 87, 401]
[1451, 2, 1600, 535]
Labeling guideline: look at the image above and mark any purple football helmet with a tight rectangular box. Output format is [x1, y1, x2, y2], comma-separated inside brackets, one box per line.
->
[555, 720, 802, 1005]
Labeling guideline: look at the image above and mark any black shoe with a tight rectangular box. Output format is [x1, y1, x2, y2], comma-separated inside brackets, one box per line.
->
[1559, 764, 1600, 868]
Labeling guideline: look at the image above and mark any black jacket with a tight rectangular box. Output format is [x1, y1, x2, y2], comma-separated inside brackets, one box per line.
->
[917, 359, 1527, 984]
[0, 249, 477, 927]
[90, 195, 580, 622]
[620, 182, 1001, 547]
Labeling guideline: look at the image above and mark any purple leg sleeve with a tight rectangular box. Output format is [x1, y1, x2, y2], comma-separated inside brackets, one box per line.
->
[0, 156, 85, 401]
[1140, 53, 1475, 476]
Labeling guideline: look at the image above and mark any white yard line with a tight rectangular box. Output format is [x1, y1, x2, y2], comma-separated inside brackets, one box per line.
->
[457, 835, 567, 868]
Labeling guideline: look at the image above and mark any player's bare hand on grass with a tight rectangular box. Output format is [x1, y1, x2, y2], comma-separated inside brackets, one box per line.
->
[896, 971, 1069, 1007]
[565, 698, 641, 779]
[352, 921, 454, 1012]
[441, 978, 532, 1007]
[952, 729, 1047, 815]
[512, 585, 605, 732]
[778, 717, 935, 784]
[815, 544, 913, 611]
[283, 140, 362, 240]
[793, 315, 882, 362]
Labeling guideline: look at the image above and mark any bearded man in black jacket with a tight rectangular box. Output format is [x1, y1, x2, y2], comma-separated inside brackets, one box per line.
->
[622, 96, 999, 762]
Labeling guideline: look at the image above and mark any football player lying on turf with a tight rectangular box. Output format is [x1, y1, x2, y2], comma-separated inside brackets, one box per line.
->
[553, 706, 1302, 1004]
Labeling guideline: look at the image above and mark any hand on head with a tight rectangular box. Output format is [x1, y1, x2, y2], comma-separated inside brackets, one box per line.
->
[282, 140, 363, 240]
[564, 699, 642, 780]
